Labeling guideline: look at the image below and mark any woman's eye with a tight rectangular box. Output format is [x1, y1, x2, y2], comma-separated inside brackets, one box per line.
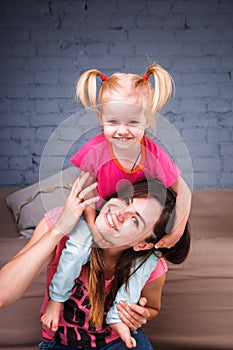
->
[132, 216, 139, 227]
[123, 197, 131, 205]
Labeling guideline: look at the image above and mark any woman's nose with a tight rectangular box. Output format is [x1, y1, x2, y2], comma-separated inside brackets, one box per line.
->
[117, 205, 135, 221]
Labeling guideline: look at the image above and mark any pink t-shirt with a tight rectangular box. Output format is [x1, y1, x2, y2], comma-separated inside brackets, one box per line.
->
[40, 206, 168, 347]
[70, 134, 180, 206]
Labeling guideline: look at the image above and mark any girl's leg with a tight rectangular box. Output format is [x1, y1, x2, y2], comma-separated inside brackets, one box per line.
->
[41, 300, 63, 332]
[101, 329, 154, 350]
[38, 329, 154, 350]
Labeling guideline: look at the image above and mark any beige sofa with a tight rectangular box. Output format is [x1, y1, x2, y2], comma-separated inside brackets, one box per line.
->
[0, 188, 233, 350]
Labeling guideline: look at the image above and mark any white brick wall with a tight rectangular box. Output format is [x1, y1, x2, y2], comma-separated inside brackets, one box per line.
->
[0, 0, 232, 188]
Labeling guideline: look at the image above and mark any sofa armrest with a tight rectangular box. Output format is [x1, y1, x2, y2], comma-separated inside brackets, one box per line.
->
[0, 237, 46, 348]
[0, 189, 19, 238]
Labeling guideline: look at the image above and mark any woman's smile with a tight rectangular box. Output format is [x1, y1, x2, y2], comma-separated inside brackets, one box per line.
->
[95, 197, 162, 247]
[104, 210, 119, 231]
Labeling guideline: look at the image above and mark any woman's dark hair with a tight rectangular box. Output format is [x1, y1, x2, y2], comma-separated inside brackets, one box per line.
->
[146, 182, 190, 264]
[117, 179, 191, 264]
[88, 179, 191, 326]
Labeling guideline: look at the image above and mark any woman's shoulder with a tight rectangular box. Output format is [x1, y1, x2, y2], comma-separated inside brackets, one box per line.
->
[44, 206, 64, 229]
[146, 258, 167, 284]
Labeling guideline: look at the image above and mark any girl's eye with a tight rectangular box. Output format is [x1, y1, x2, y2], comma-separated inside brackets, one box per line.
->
[107, 120, 118, 125]
[132, 216, 139, 227]
[128, 120, 139, 125]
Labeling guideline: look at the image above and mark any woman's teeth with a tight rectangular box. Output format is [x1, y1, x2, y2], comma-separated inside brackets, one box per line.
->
[107, 212, 115, 228]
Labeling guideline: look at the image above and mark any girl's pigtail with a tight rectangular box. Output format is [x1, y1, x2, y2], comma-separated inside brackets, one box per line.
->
[76, 69, 106, 110]
[145, 63, 174, 112]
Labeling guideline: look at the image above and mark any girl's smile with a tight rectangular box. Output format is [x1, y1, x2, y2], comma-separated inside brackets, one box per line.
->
[101, 102, 149, 150]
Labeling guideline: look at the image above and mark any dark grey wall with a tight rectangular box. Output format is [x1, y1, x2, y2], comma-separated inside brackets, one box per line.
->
[0, 0, 232, 188]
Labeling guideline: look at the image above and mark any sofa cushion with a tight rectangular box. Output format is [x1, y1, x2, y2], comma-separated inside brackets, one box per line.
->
[5, 167, 79, 237]
[189, 189, 233, 240]
[144, 236, 233, 349]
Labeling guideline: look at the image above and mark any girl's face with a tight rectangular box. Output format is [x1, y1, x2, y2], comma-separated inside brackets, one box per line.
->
[101, 103, 149, 149]
[95, 195, 162, 247]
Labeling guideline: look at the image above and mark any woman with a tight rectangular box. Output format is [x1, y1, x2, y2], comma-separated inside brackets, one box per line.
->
[0, 173, 190, 349]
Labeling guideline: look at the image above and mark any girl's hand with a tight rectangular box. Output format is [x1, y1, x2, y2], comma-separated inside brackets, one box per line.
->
[155, 230, 181, 249]
[116, 297, 150, 331]
[55, 172, 99, 236]
[110, 322, 136, 348]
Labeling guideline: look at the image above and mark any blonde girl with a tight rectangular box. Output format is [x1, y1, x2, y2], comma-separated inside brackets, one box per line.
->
[73, 62, 191, 249]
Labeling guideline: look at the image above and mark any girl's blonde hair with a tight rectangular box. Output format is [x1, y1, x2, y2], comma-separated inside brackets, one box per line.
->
[76, 63, 174, 116]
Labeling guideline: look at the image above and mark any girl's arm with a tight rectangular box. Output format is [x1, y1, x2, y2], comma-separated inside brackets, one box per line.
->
[116, 273, 166, 331]
[80, 170, 96, 229]
[156, 176, 191, 249]
[80, 171, 114, 249]
[0, 173, 99, 307]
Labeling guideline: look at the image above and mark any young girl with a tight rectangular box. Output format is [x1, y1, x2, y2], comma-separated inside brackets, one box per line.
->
[41, 63, 192, 347]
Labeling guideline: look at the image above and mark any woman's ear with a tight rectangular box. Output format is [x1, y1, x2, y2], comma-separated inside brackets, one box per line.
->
[133, 242, 154, 251]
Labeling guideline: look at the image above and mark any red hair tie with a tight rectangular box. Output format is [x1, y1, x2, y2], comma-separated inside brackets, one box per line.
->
[101, 74, 108, 81]
[142, 74, 150, 81]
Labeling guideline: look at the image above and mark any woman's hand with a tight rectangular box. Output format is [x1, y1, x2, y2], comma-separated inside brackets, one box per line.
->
[116, 297, 150, 331]
[55, 172, 99, 236]
[0, 173, 99, 308]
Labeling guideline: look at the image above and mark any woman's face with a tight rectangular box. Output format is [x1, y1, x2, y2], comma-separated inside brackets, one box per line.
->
[95, 195, 162, 247]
